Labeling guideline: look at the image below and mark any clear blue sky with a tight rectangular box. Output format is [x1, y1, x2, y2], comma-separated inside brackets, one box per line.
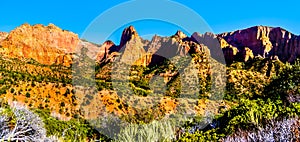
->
[1, 0, 299, 44]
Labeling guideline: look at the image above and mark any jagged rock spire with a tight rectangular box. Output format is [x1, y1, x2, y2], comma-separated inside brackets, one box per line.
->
[119, 25, 139, 47]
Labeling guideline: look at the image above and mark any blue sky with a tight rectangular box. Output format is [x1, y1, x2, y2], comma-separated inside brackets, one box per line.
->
[1, 0, 299, 44]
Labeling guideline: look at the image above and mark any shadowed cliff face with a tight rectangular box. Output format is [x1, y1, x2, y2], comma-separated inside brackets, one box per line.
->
[96, 40, 118, 66]
[119, 26, 139, 48]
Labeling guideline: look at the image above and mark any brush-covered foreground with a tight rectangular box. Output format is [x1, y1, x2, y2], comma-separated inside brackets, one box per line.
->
[0, 56, 299, 141]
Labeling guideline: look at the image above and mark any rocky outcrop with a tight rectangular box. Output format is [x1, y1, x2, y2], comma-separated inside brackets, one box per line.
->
[175, 30, 187, 39]
[119, 26, 139, 48]
[147, 34, 189, 58]
[0, 23, 80, 67]
[0, 32, 8, 42]
[218, 26, 300, 63]
[96, 26, 212, 67]
[119, 27, 146, 65]
[145, 31, 210, 66]
[187, 26, 300, 64]
[95, 26, 146, 66]
[96, 40, 119, 65]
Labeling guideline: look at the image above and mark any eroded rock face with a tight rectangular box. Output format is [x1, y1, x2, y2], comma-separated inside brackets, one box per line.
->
[95, 26, 147, 66]
[96, 41, 115, 61]
[96, 26, 212, 67]
[0, 23, 80, 66]
[146, 32, 210, 66]
[7, 24, 298, 67]
[189, 26, 300, 64]
[119, 26, 139, 48]
[96, 40, 120, 65]
[190, 32, 224, 63]
[32, 24, 300, 67]
[218, 26, 300, 63]
[148, 34, 189, 58]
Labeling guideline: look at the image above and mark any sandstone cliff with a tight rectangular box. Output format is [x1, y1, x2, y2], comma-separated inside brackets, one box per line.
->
[218, 26, 300, 64]
[96, 26, 146, 66]
[0, 23, 80, 67]
[96, 26, 211, 67]
[2, 24, 300, 67]
[187, 26, 300, 64]
[96, 40, 118, 65]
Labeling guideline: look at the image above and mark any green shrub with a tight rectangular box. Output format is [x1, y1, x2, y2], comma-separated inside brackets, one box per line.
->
[25, 92, 30, 98]
[115, 120, 176, 142]
[264, 59, 300, 103]
[33, 109, 110, 141]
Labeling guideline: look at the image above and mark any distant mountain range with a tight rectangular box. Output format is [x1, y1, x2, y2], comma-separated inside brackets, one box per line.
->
[0, 23, 299, 67]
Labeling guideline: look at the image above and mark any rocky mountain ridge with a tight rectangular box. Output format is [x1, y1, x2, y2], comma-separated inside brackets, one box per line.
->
[96, 25, 300, 66]
[0, 24, 299, 67]
[0, 23, 99, 67]
[217, 26, 300, 63]
[96, 26, 211, 67]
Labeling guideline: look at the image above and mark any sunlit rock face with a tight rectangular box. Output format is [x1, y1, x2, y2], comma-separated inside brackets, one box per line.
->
[0, 32, 8, 42]
[0, 23, 80, 67]
[4, 24, 299, 68]
[218, 26, 300, 63]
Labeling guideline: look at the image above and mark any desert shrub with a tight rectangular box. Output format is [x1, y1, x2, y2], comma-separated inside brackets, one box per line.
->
[115, 120, 176, 142]
[225, 58, 283, 102]
[178, 99, 300, 141]
[121, 106, 166, 124]
[10, 88, 15, 93]
[178, 129, 224, 142]
[217, 99, 300, 134]
[0, 87, 7, 95]
[60, 102, 65, 107]
[33, 109, 109, 141]
[63, 88, 70, 97]
[25, 92, 31, 98]
[225, 69, 269, 101]
[264, 59, 300, 103]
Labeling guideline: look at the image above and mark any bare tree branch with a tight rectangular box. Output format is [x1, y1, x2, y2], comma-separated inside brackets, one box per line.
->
[0, 106, 49, 141]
